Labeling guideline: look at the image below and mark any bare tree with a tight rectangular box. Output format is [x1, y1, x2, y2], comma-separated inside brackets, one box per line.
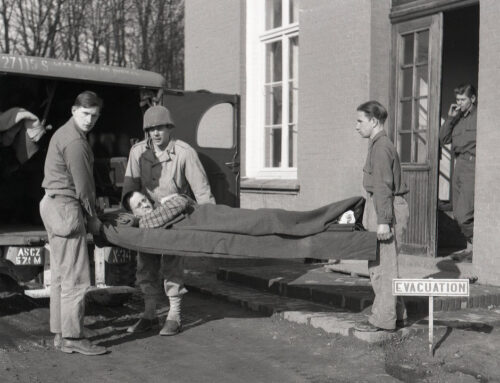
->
[0, 0, 16, 53]
[15, 0, 65, 57]
[1, 0, 184, 89]
[59, 0, 86, 60]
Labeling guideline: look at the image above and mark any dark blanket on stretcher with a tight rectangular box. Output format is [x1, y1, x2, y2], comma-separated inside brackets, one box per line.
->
[99, 196, 377, 260]
[171, 196, 363, 236]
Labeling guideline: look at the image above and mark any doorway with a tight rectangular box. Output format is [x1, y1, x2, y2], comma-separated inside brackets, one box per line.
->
[437, 5, 479, 256]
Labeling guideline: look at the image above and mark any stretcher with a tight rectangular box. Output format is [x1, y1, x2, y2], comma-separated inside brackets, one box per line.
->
[98, 196, 377, 261]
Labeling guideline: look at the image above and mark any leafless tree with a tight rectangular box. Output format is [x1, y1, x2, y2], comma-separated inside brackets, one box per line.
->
[0, 0, 16, 53]
[0, 0, 184, 88]
[58, 0, 86, 60]
[15, 0, 64, 57]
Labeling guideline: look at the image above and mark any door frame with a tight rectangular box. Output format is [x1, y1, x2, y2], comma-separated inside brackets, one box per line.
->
[389, 14, 443, 257]
[390, 0, 478, 23]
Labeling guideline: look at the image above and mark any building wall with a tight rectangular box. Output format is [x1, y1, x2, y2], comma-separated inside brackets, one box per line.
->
[185, 0, 243, 94]
[369, 0, 391, 105]
[474, 0, 500, 285]
[185, 0, 392, 211]
[184, 0, 246, 206]
[297, 0, 391, 210]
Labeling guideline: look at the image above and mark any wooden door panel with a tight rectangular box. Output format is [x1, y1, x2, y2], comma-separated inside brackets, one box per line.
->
[401, 166, 429, 254]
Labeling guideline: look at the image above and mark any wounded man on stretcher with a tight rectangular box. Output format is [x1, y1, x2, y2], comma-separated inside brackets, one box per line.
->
[98, 192, 377, 260]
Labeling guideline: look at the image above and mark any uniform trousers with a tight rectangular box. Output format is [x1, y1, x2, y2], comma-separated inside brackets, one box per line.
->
[40, 194, 90, 338]
[136, 253, 187, 300]
[363, 195, 409, 330]
[453, 156, 475, 241]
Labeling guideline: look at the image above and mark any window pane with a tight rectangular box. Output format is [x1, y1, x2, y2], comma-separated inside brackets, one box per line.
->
[265, 85, 282, 125]
[417, 30, 429, 63]
[403, 34, 414, 65]
[266, 41, 282, 82]
[266, 0, 282, 29]
[398, 132, 412, 162]
[273, 85, 282, 125]
[414, 131, 428, 163]
[417, 98, 428, 130]
[265, 127, 282, 167]
[402, 67, 413, 98]
[288, 124, 297, 167]
[400, 100, 412, 131]
[416, 65, 429, 97]
[289, 36, 299, 80]
[290, 0, 299, 23]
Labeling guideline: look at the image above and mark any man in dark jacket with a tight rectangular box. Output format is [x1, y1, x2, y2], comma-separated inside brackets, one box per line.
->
[439, 84, 477, 260]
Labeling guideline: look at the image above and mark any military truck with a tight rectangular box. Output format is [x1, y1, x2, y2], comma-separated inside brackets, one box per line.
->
[0, 53, 240, 297]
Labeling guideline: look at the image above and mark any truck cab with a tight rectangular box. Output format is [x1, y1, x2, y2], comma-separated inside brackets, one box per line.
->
[0, 53, 240, 295]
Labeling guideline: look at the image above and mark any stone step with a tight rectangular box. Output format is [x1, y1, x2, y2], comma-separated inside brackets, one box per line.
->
[215, 264, 500, 314]
[184, 271, 430, 343]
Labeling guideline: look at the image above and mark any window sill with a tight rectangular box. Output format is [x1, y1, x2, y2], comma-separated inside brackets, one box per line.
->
[240, 178, 300, 194]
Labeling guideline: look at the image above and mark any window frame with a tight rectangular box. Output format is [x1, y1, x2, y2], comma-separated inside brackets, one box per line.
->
[246, 0, 299, 179]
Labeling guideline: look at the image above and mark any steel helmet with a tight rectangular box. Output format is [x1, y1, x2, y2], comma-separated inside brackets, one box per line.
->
[143, 105, 175, 130]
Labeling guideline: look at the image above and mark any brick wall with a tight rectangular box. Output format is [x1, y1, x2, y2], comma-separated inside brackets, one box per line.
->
[474, 0, 500, 285]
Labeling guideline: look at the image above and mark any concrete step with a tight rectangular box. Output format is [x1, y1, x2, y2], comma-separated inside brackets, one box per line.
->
[185, 271, 500, 344]
[323, 253, 476, 279]
[215, 263, 500, 314]
[184, 271, 426, 343]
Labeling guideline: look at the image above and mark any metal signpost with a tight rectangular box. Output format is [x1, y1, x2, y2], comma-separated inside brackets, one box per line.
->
[393, 278, 470, 356]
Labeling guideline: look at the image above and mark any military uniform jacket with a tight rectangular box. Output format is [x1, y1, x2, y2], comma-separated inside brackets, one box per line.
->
[122, 138, 215, 205]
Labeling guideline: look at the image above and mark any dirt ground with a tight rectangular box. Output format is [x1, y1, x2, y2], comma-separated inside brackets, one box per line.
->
[0, 288, 499, 383]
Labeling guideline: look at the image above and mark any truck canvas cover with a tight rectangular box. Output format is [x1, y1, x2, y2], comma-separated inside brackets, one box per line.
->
[0, 53, 165, 87]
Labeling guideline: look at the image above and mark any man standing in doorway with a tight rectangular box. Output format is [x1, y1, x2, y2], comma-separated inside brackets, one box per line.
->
[40, 91, 107, 355]
[440, 84, 477, 260]
[122, 105, 214, 336]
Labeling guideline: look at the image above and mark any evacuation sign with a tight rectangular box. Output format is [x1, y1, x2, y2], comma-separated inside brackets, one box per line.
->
[392, 279, 469, 297]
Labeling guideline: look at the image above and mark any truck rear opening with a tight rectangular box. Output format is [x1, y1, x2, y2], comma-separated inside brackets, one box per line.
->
[0, 55, 165, 291]
[0, 53, 240, 297]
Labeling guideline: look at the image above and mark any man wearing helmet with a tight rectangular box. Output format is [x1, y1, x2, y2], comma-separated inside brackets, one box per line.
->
[122, 105, 214, 336]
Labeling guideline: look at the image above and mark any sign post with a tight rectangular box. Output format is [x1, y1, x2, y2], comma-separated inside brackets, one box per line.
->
[393, 278, 469, 356]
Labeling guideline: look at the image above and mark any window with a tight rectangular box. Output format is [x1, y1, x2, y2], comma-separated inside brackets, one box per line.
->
[396, 30, 430, 164]
[246, 0, 299, 179]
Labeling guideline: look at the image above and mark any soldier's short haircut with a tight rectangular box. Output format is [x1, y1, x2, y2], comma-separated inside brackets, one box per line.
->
[74, 90, 103, 110]
[454, 84, 477, 99]
[356, 100, 388, 125]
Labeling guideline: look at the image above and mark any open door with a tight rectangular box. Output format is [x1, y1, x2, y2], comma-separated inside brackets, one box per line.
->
[390, 14, 443, 256]
[163, 90, 240, 207]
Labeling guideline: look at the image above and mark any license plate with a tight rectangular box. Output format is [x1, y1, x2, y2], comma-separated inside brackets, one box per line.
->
[6, 246, 44, 265]
[105, 247, 133, 264]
